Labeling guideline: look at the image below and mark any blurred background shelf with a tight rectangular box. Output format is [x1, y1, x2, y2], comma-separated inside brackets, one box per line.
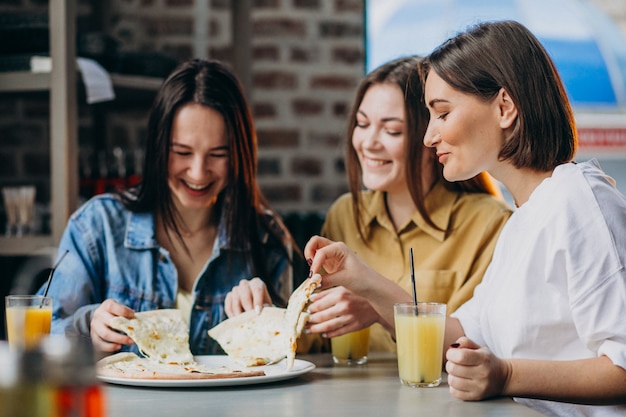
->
[0, 236, 56, 256]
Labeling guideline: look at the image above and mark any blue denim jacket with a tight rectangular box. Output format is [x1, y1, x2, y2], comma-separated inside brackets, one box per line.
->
[39, 194, 293, 355]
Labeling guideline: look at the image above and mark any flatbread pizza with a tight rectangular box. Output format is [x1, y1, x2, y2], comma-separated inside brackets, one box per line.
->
[209, 274, 322, 370]
[97, 352, 265, 380]
[100, 309, 265, 380]
[108, 309, 194, 365]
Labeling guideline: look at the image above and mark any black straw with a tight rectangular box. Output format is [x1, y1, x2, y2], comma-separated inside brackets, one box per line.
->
[409, 248, 418, 307]
[42, 249, 69, 300]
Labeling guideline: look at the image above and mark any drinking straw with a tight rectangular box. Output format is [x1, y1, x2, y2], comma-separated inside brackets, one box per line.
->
[409, 248, 418, 307]
[41, 249, 69, 302]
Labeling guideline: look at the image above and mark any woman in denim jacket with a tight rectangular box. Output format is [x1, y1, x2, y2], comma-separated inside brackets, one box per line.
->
[39, 59, 295, 355]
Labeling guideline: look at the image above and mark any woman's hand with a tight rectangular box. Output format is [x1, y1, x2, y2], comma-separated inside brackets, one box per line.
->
[304, 236, 379, 295]
[90, 299, 135, 353]
[306, 286, 380, 338]
[224, 277, 273, 317]
[304, 235, 412, 334]
[445, 337, 512, 401]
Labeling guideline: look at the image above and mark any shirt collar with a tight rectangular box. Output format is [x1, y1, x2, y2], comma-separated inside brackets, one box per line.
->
[361, 181, 457, 242]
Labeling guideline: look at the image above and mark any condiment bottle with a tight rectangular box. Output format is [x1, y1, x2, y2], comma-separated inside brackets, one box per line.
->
[40, 335, 106, 417]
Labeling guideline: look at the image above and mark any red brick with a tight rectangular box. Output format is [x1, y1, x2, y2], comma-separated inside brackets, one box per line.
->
[334, 0, 363, 13]
[253, 102, 278, 118]
[253, 18, 307, 37]
[319, 21, 361, 38]
[253, 45, 281, 61]
[290, 157, 322, 176]
[290, 46, 320, 63]
[145, 17, 193, 36]
[257, 129, 300, 147]
[310, 75, 356, 89]
[209, 46, 234, 63]
[292, 98, 323, 116]
[332, 46, 363, 65]
[332, 101, 351, 118]
[258, 157, 282, 176]
[260, 184, 302, 202]
[253, 71, 298, 89]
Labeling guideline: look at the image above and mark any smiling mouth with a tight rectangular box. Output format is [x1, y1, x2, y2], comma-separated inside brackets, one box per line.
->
[363, 157, 390, 167]
[183, 180, 210, 191]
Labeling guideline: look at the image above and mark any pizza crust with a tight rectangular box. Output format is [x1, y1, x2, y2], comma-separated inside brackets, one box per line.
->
[97, 352, 265, 380]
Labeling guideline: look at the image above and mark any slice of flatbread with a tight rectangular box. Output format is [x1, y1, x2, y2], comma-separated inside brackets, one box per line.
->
[108, 309, 194, 365]
[208, 274, 321, 370]
[97, 352, 265, 380]
[284, 273, 322, 369]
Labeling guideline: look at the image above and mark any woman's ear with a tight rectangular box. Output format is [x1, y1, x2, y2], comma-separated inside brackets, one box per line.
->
[497, 88, 518, 129]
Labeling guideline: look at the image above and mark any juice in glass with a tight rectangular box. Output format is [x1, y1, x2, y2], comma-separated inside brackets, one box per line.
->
[331, 326, 370, 365]
[394, 302, 446, 387]
[5, 296, 52, 350]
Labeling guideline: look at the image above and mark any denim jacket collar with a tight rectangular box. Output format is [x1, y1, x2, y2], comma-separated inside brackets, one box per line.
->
[123, 199, 243, 252]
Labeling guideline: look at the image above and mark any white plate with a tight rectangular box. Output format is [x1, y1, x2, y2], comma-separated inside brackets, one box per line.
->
[97, 355, 316, 388]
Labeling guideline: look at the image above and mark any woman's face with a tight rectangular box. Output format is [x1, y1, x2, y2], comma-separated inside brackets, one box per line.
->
[352, 83, 407, 194]
[423, 71, 504, 182]
[168, 103, 230, 211]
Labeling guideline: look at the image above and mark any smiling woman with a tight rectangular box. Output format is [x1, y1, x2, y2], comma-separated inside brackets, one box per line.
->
[37, 59, 298, 357]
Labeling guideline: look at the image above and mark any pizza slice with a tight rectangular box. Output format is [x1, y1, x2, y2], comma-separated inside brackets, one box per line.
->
[108, 309, 194, 365]
[97, 352, 265, 380]
[208, 274, 321, 370]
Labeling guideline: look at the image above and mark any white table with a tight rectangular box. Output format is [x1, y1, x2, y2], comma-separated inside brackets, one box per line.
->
[103, 353, 545, 417]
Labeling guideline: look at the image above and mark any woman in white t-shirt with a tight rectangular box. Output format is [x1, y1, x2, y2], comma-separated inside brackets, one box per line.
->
[304, 20, 626, 417]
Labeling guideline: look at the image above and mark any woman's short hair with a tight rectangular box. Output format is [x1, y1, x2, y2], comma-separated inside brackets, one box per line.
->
[422, 20, 577, 171]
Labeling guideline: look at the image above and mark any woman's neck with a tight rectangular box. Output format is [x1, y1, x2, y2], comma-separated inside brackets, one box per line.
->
[385, 187, 418, 232]
[496, 165, 554, 208]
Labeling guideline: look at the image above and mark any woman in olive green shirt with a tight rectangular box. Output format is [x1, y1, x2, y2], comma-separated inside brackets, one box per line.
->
[225, 56, 511, 352]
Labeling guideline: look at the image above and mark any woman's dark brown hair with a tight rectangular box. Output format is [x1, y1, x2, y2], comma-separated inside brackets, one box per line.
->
[345, 56, 501, 237]
[422, 20, 577, 171]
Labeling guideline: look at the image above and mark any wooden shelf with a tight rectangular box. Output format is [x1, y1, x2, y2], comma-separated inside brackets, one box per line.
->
[0, 236, 56, 256]
[0, 71, 50, 92]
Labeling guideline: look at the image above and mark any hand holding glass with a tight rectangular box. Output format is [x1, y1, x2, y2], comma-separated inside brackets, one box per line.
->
[394, 302, 446, 387]
[5, 295, 52, 350]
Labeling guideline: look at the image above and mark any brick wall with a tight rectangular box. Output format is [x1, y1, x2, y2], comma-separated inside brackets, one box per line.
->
[1, 0, 626, 232]
[98, 0, 364, 213]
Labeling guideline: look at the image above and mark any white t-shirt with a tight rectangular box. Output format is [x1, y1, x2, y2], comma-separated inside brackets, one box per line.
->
[453, 160, 626, 417]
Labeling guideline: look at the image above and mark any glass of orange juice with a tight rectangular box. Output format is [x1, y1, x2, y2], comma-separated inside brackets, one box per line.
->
[5, 295, 52, 350]
[331, 326, 370, 365]
[394, 302, 446, 387]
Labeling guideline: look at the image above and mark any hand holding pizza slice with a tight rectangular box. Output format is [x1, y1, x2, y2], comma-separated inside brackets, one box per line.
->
[208, 274, 322, 370]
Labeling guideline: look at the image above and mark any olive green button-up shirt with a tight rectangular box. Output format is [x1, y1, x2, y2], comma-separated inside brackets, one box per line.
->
[321, 181, 512, 352]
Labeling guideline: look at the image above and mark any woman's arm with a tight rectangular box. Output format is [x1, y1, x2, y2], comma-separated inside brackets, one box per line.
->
[506, 355, 626, 404]
[446, 337, 626, 404]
